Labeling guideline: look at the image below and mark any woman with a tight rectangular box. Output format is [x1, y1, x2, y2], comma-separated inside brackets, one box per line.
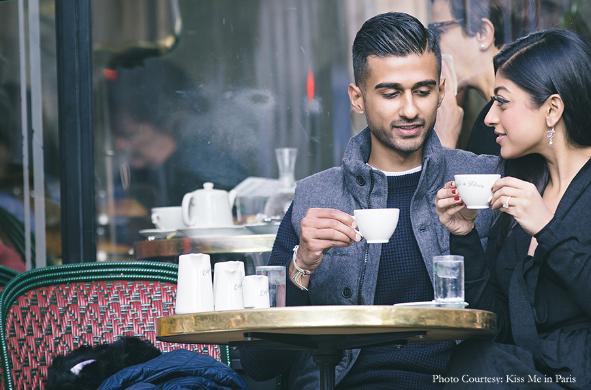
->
[430, 0, 539, 154]
[435, 29, 591, 389]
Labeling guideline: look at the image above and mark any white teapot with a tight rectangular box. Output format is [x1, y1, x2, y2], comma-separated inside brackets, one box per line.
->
[181, 182, 237, 228]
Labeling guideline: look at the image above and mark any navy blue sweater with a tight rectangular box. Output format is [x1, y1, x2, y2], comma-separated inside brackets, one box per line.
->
[336, 172, 454, 389]
[240, 171, 454, 389]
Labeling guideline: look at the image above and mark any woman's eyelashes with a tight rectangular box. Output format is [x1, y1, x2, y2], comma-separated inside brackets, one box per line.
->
[490, 96, 509, 106]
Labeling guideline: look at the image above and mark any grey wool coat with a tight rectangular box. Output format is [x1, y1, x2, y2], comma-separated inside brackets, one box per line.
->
[285, 127, 499, 389]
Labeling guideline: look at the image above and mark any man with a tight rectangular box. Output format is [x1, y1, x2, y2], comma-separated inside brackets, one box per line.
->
[109, 58, 249, 207]
[240, 12, 497, 389]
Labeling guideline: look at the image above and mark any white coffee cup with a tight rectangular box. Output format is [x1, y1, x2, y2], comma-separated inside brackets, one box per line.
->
[454, 174, 501, 209]
[175, 253, 214, 314]
[213, 261, 245, 311]
[353, 208, 400, 244]
[242, 275, 270, 309]
[151, 206, 184, 231]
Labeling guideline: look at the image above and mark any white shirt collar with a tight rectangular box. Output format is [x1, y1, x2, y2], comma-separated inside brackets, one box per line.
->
[366, 163, 422, 177]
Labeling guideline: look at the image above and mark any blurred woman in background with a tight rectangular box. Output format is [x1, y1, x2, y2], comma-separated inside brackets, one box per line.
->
[430, 0, 539, 154]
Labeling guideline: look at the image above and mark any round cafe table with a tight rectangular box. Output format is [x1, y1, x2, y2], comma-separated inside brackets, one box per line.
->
[157, 305, 496, 390]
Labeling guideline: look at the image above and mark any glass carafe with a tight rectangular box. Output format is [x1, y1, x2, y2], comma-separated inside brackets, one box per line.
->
[264, 148, 298, 219]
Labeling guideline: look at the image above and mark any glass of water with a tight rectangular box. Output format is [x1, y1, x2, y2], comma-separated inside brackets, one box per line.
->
[433, 255, 464, 307]
[255, 265, 286, 307]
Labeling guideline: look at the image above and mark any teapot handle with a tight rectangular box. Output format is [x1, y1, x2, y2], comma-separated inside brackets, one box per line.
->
[182, 193, 197, 227]
[228, 189, 237, 208]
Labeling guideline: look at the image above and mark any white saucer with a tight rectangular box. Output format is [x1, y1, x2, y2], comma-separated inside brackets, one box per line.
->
[139, 229, 183, 239]
[244, 222, 280, 234]
[393, 300, 469, 308]
[177, 226, 253, 238]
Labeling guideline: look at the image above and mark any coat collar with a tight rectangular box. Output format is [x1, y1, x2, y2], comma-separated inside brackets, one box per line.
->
[341, 127, 445, 208]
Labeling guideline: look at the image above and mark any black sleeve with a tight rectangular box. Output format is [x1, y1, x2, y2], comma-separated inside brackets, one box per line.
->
[535, 218, 591, 317]
[239, 204, 308, 381]
[450, 228, 512, 343]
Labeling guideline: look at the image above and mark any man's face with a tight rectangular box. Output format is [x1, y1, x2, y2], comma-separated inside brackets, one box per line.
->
[114, 114, 176, 168]
[350, 53, 444, 156]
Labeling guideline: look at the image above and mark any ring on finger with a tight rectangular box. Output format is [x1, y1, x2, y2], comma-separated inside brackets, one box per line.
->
[502, 196, 511, 209]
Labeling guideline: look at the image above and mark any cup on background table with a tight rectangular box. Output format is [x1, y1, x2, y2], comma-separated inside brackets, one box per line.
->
[433, 255, 464, 307]
[213, 261, 245, 311]
[243, 275, 270, 309]
[353, 208, 400, 243]
[256, 265, 286, 307]
[454, 174, 501, 209]
[151, 206, 185, 230]
[175, 253, 214, 314]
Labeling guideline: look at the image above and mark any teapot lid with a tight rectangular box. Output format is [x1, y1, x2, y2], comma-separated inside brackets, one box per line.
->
[203, 182, 214, 190]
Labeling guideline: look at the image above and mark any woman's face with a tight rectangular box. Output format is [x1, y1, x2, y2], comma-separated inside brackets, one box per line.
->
[430, 0, 477, 89]
[484, 75, 548, 159]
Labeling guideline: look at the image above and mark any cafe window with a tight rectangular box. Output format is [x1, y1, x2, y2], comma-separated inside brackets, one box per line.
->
[93, 0, 430, 262]
[0, 0, 59, 270]
[0, 0, 589, 267]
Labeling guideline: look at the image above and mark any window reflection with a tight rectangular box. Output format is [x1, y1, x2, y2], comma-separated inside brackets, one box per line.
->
[94, 0, 591, 260]
[1, 0, 589, 264]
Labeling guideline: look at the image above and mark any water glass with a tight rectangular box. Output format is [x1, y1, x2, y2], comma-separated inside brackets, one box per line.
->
[433, 255, 464, 307]
[256, 265, 286, 307]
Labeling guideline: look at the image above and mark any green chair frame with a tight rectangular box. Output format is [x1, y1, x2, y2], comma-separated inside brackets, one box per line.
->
[0, 266, 19, 289]
[0, 261, 229, 389]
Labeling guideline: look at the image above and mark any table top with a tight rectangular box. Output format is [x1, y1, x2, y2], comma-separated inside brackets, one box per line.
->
[134, 234, 276, 259]
[157, 305, 496, 345]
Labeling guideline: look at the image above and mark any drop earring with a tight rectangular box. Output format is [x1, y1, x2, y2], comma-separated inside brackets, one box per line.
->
[547, 127, 555, 145]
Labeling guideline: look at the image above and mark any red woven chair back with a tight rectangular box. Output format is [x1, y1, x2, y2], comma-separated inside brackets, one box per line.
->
[0, 262, 226, 390]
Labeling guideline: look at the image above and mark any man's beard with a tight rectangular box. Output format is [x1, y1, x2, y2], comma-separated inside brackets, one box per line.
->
[368, 117, 432, 154]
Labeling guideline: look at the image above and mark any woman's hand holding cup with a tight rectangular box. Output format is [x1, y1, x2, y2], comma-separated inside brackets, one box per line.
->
[435, 181, 478, 236]
[490, 177, 554, 236]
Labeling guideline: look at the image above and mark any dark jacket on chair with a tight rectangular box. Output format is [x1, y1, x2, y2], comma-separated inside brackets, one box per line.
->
[97, 349, 249, 390]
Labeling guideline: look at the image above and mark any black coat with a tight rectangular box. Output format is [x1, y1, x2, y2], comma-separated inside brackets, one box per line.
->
[449, 157, 591, 388]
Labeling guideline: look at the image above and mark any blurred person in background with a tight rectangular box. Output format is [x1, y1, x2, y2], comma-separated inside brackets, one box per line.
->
[108, 58, 249, 209]
[430, 0, 539, 154]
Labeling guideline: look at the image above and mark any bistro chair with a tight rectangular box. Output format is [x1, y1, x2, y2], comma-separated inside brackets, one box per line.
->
[0, 266, 19, 290]
[0, 261, 229, 390]
[0, 265, 20, 385]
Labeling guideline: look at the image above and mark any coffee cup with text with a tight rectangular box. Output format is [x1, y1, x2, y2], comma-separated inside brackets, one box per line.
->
[454, 174, 501, 209]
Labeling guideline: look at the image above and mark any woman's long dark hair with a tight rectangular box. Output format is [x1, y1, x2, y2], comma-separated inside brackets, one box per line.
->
[493, 29, 591, 247]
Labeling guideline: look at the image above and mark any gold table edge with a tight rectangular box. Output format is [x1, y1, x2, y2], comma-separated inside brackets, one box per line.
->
[156, 306, 496, 342]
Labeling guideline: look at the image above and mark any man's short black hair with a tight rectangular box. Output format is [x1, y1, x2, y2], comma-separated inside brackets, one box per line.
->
[352, 12, 441, 87]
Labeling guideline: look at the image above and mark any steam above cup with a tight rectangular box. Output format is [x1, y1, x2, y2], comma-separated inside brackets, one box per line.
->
[353, 208, 400, 244]
[454, 174, 501, 209]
